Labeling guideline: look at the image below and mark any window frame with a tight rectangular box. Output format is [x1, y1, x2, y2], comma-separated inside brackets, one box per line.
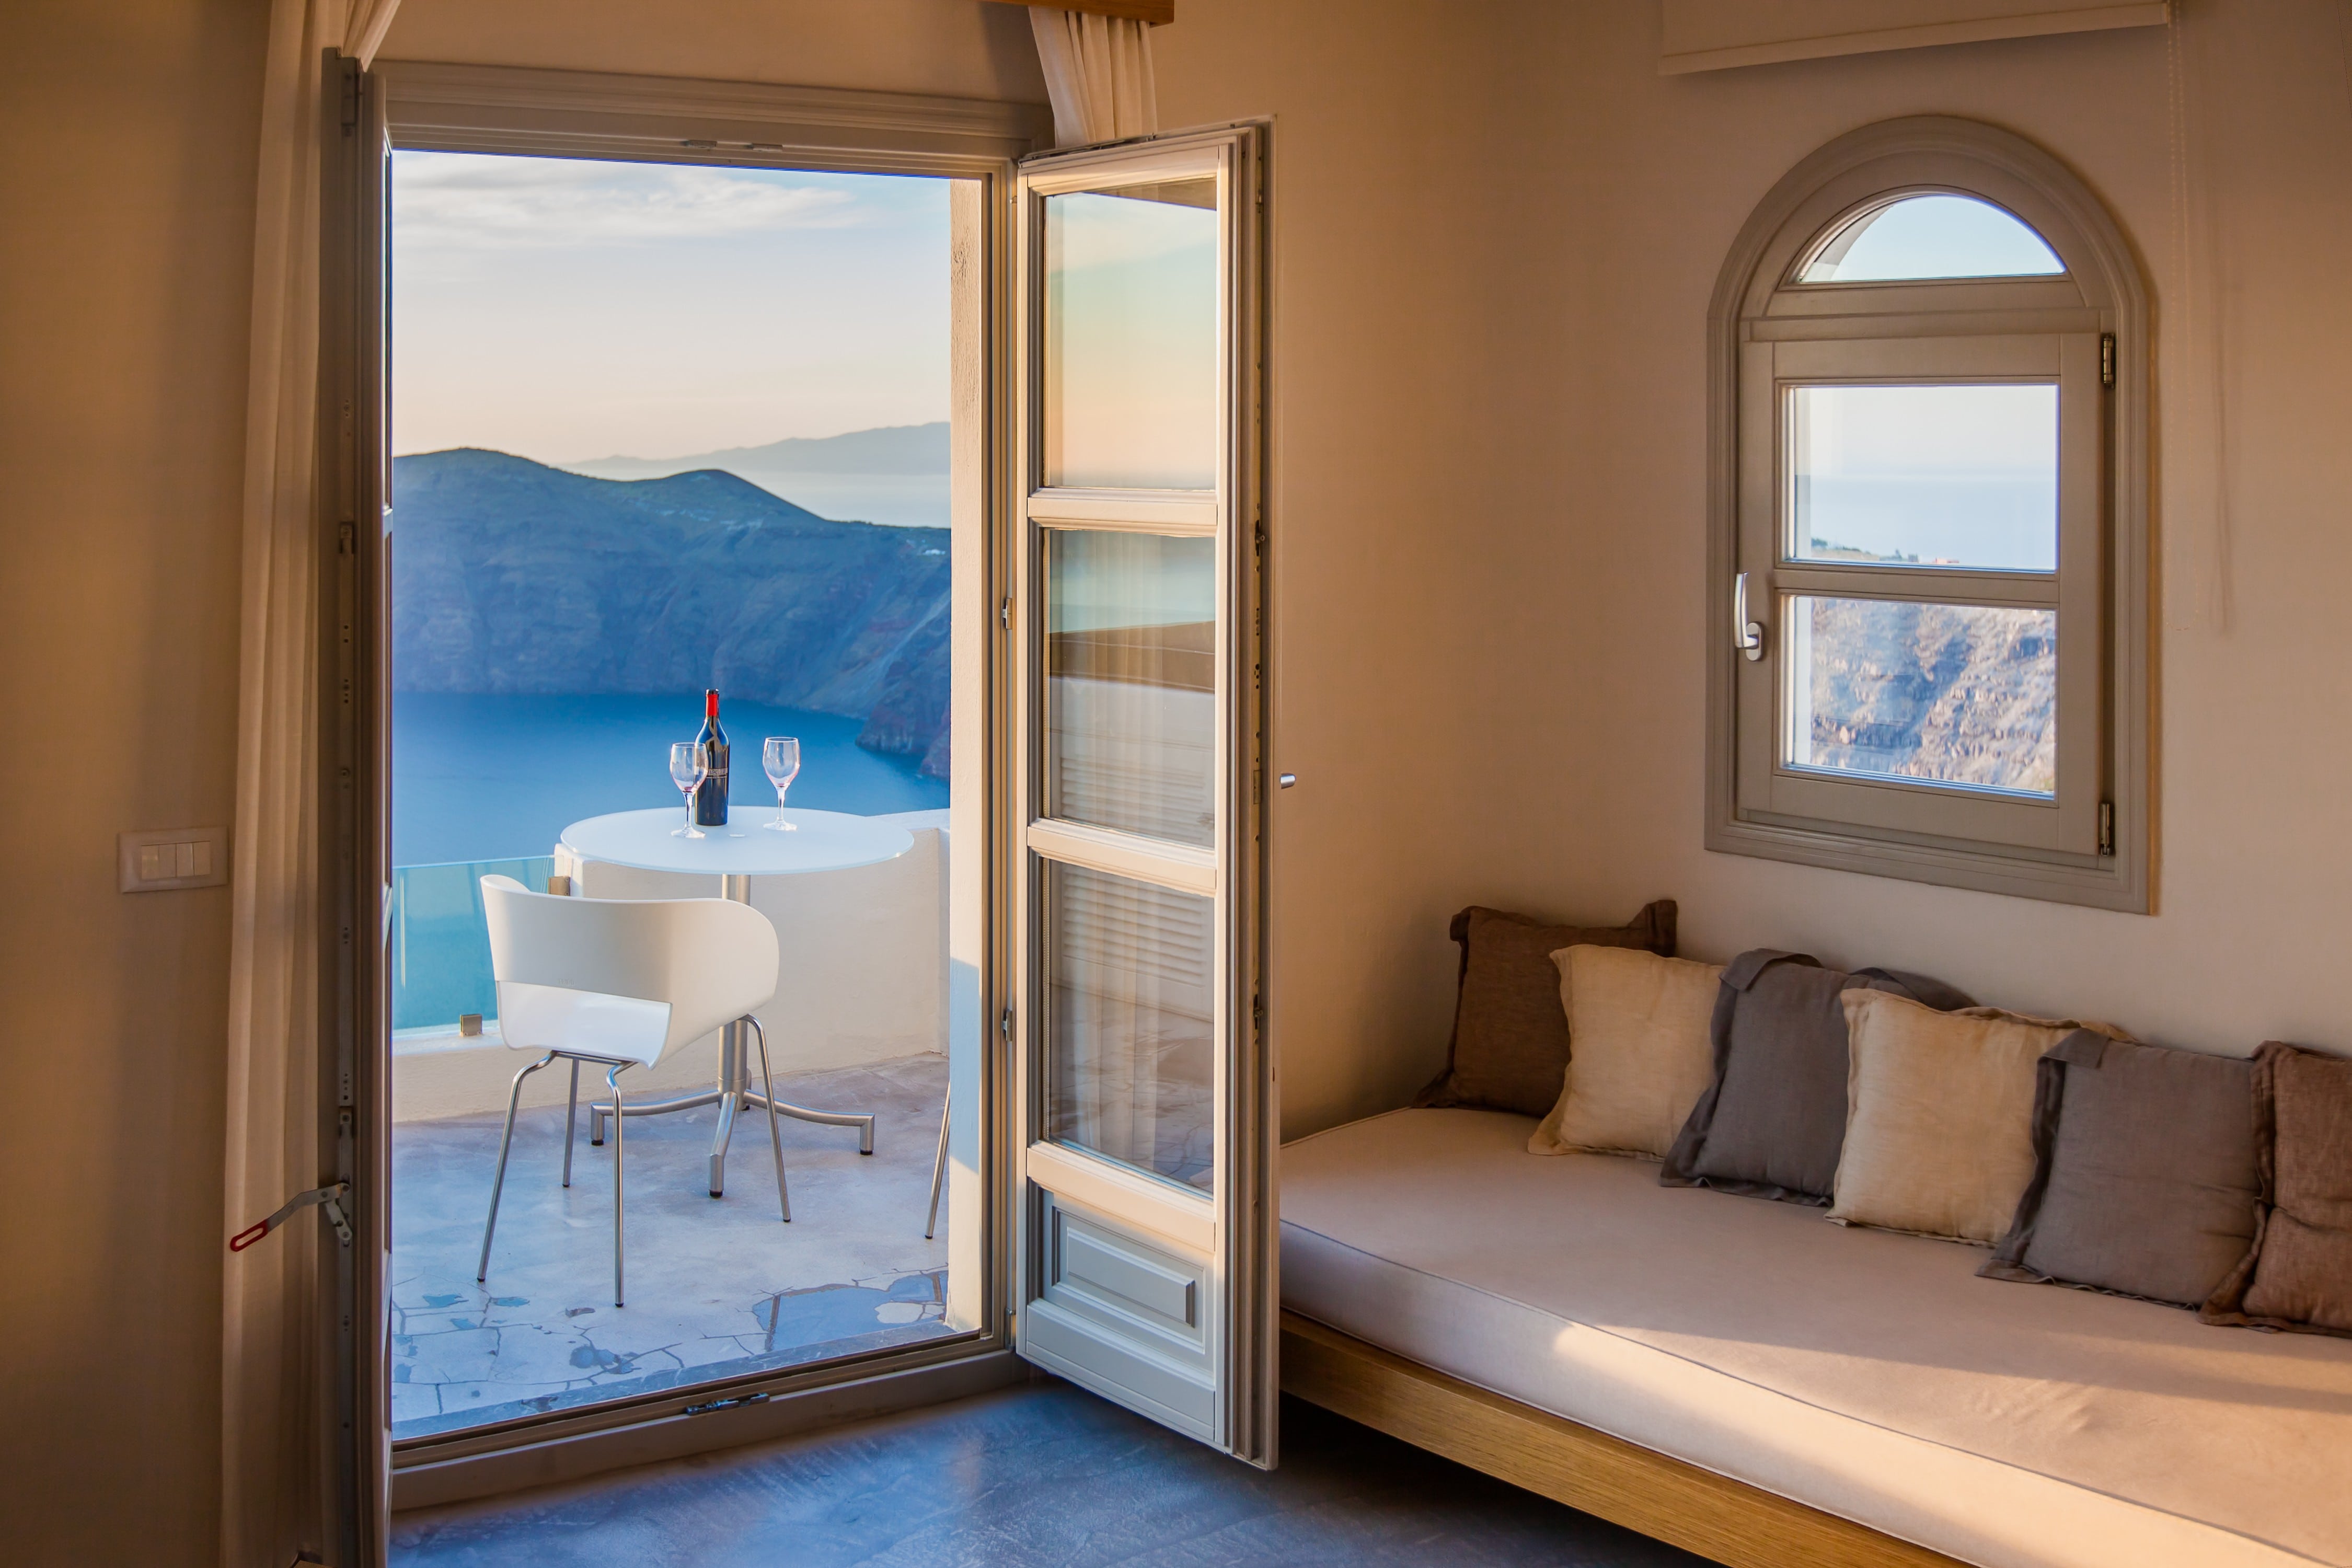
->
[1704, 117, 2150, 912]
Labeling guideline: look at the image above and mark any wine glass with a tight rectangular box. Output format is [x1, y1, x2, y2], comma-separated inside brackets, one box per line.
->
[763, 736, 802, 831]
[668, 741, 708, 838]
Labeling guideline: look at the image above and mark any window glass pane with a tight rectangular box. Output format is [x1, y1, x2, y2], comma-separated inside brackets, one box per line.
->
[1046, 529, 1216, 846]
[1043, 179, 1219, 490]
[1789, 384, 2057, 572]
[1786, 596, 2056, 797]
[1045, 861, 1215, 1192]
[1798, 194, 2063, 282]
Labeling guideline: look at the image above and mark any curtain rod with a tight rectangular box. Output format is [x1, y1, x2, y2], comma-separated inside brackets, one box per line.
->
[986, 1, 1174, 25]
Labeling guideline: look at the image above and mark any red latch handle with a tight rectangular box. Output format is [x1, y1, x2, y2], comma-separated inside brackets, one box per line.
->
[229, 1182, 352, 1252]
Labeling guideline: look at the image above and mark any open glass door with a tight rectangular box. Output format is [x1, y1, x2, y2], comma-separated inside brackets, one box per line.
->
[1009, 126, 1272, 1463]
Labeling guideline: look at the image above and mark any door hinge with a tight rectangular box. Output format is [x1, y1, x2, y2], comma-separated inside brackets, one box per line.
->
[2100, 333, 2116, 388]
[2097, 801, 2115, 858]
[1000, 1007, 1014, 1042]
[1000, 596, 1012, 630]
[1251, 994, 1266, 1033]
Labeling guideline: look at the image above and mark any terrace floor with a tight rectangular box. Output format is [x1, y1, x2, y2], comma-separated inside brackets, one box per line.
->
[393, 1051, 953, 1437]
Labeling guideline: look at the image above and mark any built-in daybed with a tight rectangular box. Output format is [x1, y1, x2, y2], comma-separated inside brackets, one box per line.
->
[1281, 1106, 2352, 1568]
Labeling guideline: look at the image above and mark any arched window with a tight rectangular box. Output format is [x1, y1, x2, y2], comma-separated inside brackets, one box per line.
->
[1705, 119, 2148, 910]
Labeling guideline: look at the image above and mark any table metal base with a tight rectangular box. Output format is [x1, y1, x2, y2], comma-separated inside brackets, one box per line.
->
[579, 870, 878, 1197]
[586, 1074, 877, 1197]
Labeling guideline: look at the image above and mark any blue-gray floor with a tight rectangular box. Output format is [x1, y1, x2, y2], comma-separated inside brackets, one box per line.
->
[392, 1381, 1718, 1567]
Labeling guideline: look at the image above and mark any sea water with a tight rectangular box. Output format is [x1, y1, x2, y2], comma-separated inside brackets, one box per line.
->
[393, 690, 947, 868]
[389, 692, 947, 1030]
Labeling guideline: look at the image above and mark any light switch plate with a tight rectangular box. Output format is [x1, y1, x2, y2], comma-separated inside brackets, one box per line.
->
[119, 826, 229, 892]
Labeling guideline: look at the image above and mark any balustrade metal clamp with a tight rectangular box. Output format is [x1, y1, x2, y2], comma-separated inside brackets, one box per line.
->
[229, 1182, 352, 1252]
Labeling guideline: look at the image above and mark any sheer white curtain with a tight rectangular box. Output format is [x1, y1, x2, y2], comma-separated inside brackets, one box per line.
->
[1028, 7, 1161, 147]
[224, 4, 396, 1564]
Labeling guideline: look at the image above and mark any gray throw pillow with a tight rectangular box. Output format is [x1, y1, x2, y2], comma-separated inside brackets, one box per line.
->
[1984, 1031, 2260, 1309]
[1661, 950, 1972, 1205]
[1414, 902, 1677, 1118]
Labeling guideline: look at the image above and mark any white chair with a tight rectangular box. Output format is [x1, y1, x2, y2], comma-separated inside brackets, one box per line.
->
[474, 874, 786, 1307]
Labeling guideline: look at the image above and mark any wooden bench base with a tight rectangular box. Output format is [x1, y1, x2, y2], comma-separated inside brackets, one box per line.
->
[1279, 1310, 1967, 1568]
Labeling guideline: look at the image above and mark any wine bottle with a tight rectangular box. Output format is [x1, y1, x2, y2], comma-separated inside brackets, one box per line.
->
[694, 688, 730, 826]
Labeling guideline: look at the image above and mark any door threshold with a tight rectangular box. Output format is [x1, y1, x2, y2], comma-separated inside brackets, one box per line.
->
[392, 1345, 1024, 1511]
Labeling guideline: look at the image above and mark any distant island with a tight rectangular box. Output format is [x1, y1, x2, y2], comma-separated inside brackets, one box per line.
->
[391, 447, 950, 777]
[561, 422, 950, 529]
[563, 421, 948, 482]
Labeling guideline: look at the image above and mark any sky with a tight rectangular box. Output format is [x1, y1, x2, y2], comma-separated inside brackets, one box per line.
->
[1804, 193, 2063, 281]
[1044, 186, 1219, 490]
[390, 152, 951, 463]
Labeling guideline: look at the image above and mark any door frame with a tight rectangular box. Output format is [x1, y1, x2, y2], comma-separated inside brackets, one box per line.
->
[324, 56, 1058, 1528]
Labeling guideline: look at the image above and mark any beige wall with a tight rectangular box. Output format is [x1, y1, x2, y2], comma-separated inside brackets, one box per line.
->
[1149, 3, 1564, 1136]
[0, 3, 1031, 1559]
[1154, 0, 2352, 1135]
[0, 1, 268, 1561]
[1511, 2, 2352, 1062]
[11, 0, 2345, 1553]
[379, 0, 1048, 98]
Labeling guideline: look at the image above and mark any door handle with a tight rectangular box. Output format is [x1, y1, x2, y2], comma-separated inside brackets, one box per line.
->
[1734, 572, 1766, 662]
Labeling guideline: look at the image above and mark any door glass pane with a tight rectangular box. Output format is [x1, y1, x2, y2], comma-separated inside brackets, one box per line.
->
[1044, 861, 1215, 1192]
[1046, 529, 1216, 846]
[1786, 596, 2056, 797]
[1797, 195, 2064, 282]
[1043, 178, 1219, 490]
[1788, 384, 2057, 572]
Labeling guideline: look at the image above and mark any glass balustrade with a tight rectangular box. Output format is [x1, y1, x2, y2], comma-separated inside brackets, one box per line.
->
[389, 855, 555, 1033]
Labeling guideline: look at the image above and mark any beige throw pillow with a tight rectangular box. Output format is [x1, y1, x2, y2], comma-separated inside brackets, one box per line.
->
[1530, 946, 1722, 1158]
[1830, 990, 2130, 1244]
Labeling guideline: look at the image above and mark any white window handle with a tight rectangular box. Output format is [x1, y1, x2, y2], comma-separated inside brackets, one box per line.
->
[1735, 572, 1767, 661]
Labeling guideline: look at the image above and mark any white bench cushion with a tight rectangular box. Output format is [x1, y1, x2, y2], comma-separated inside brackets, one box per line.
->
[1281, 1108, 2352, 1568]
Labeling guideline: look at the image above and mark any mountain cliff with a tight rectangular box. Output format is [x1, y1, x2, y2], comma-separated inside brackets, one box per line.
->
[391, 448, 949, 774]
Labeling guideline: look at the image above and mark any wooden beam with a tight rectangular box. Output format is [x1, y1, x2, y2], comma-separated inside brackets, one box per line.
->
[987, 1, 1175, 26]
[1281, 1312, 1968, 1568]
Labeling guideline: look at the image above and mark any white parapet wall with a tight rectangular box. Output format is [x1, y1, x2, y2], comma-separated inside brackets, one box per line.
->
[393, 811, 949, 1122]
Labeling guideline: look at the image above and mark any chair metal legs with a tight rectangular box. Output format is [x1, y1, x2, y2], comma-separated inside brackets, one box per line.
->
[479, 1050, 630, 1308]
[562, 1057, 580, 1188]
[606, 1063, 627, 1307]
[926, 1085, 950, 1240]
[477, 1052, 555, 1285]
[744, 1015, 790, 1224]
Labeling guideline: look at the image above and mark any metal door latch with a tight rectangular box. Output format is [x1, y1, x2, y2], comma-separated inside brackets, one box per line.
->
[230, 1182, 353, 1252]
[683, 1391, 770, 1416]
[1734, 572, 1767, 662]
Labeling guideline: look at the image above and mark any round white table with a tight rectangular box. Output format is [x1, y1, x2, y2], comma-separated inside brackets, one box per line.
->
[557, 805, 916, 1197]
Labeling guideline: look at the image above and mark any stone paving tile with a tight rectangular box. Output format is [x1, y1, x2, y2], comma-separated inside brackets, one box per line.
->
[393, 1052, 956, 1440]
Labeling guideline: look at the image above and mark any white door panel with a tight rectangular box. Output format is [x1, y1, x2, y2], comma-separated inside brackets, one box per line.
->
[1008, 125, 1272, 1465]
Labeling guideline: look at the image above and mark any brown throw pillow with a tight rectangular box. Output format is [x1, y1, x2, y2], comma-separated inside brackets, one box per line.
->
[1414, 901, 1677, 1117]
[1661, 950, 1973, 1205]
[1982, 1031, 2260, 1308]
[2203, 1042, 2352, 1337]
